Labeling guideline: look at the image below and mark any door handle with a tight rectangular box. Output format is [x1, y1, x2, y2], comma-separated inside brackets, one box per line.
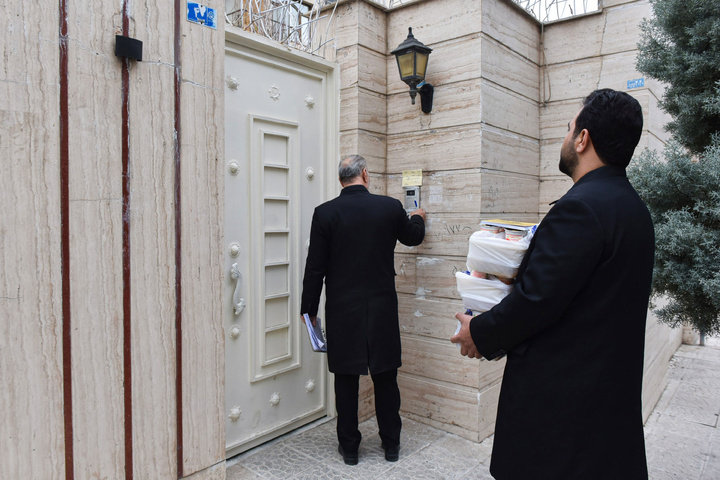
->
[231, 263, 246, 315]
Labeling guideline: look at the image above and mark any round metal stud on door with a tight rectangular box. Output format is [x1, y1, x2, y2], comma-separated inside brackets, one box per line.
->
[229, 326, 241, 340]
[228, 242, 241, 258]
[228, 406, 242, 422]
[305, 379, 316, 393]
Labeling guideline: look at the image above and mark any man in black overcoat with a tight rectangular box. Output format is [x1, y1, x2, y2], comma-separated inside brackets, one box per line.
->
[452, 89, 654, 479]
[301, 155, 426, 465]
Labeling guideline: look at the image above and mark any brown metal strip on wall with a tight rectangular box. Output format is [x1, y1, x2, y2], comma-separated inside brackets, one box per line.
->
[59, 0, 73, 478]
[121, 1, 133, 478]
[174, 0, 183, 476]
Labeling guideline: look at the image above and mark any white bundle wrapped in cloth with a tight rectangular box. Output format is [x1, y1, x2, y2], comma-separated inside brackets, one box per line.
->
[457, 220, 537, 315]
[466, 233, 531, 279]
[455, 272, 513, 315]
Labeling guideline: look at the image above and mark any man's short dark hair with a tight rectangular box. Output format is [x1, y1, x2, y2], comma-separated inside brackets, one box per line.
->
[339, 155, 367, 184]
[574, 89, 643, 168]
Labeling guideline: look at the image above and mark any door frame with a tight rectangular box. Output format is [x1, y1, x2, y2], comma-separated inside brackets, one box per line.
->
[223, 26, 340, 455]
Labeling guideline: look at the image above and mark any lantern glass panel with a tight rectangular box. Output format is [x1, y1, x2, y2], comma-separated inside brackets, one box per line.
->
[415, 52, 428, 78]
[397, 52, 415, 79]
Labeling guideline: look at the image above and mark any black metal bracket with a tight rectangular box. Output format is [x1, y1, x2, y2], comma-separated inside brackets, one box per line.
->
[419, 83, 434, 114]
[115, 35, 143, 61]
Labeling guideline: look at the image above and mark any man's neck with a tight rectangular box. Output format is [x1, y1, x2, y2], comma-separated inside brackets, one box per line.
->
[572, 156, 607, 183]
[342, 179, 368, 189]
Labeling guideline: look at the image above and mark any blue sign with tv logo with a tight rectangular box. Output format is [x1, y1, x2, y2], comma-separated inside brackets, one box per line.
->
[187, 2, 217, 29]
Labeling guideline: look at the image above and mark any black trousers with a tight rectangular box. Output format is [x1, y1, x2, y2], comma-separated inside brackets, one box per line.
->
[333, 368, 401, 453]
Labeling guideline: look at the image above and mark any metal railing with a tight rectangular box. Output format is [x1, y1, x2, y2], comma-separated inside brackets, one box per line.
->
[225, 0, 338, 55]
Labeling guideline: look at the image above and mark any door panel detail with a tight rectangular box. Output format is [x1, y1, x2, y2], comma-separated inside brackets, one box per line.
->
[249, 117, 301, 382]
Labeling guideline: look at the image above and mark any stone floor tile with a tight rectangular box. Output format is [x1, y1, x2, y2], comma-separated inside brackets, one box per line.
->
[431, 433, 493, 466]
[651, 378, 681, 415]
[645, 413, 716, 441]
[359, 416, 380, 438]
[457, 462, 494, 480]
[649, 466, 685, 479]
[701, 461, 720, 480]
[662, 383, 720, 427]
[379, 444, 464, 480]
[235, 443, 316, 480]
[324, 450, 395, 479]
[678, 361, 720, 386]
[286, 421, 341, 463]
[674, 345, 706, 361]
[402, 417, 449, 445]
[289, 463, 371, 480]
[645, 430, 708, 480]
[225, 464, 263, 480]
[688, 347, 720, 364]
[398, 418, 449, 457]
[701, 428, 720, 479]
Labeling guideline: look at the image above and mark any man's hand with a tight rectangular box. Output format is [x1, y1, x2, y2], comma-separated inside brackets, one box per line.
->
[301, 315, 317, 327]
[410, 208, 426, 222]
[451, 312, 482, 359]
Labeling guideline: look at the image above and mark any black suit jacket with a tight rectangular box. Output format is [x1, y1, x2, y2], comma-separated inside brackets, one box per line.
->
[471, 166, 654, 479]
[301, 185, 425, 375]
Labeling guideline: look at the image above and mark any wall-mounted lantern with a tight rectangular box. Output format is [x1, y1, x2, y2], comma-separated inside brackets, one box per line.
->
[391, 27, 433, 113]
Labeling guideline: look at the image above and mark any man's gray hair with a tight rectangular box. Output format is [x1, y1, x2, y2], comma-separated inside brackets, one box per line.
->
[339, 155, 367, 185]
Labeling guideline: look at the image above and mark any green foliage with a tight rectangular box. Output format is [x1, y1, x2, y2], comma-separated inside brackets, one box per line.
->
[628, 139, 720, 335]
[636, 0, 720, 154]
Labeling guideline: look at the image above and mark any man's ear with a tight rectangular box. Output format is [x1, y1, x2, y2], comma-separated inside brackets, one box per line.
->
[576, 128, 591, 153]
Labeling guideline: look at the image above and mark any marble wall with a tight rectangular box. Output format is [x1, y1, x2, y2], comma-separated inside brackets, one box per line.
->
[1, 0, 225, 478]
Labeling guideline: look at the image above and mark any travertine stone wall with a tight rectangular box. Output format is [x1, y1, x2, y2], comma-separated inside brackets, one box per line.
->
[178, 5, 226, 475]
[0, 2, 65, 479]
[67, 1, 126, 476]
[1, 0, 225, 478]
[539, 0, 672, 212]
[333, 0, 389, 194]
[129, 3, 177, 477]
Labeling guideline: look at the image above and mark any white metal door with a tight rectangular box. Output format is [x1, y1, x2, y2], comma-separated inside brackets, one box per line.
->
[223, 29, 338, 458]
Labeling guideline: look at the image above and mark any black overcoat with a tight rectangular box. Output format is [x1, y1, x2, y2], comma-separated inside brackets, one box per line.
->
[301, 185, 425, 375]
[471, 166, 654, 479]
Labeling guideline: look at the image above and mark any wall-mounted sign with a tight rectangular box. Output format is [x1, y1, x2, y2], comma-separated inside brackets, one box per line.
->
[187, 2, 217, 29]
[402, 170, 423, 187]
[627, 78, 645, 90]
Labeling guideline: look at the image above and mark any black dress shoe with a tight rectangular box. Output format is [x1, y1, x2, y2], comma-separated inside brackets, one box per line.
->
[338, 444, 358, 465]
[381, 443, 399, 462]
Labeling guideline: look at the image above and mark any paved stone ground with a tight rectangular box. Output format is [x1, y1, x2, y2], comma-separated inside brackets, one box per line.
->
[645, 340, 720, 479]
[227, 342, 720, 479]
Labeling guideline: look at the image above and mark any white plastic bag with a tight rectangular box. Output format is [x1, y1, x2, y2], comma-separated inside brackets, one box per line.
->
[466, 232, 531, 279]
[455, 271, 513, 314]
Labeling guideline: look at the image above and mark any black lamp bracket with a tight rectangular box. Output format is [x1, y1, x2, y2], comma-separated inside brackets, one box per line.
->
[115, 35, 143, 61]
[419, 83, 434, 114]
